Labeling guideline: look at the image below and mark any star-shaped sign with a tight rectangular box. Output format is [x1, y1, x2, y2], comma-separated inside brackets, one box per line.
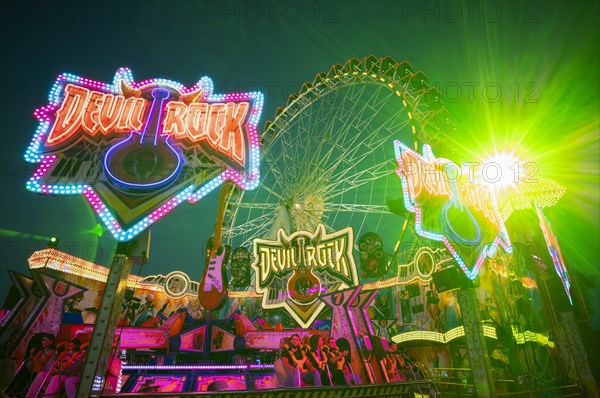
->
[24, 68, 263, 241]
[394, 141, 512, 280]
[252, 224, 359, 328]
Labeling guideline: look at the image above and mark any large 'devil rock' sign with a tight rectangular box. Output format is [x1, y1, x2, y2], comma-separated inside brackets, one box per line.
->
[252, 224, 359, 328]
[24, 68, 263, 241]
[394, 141, 512, 280]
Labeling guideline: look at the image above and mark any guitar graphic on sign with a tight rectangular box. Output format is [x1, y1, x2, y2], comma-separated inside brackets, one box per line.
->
[440, 164, 481, 246]
[104, 87, 182, 191]
[198, 180, 234, 311]
[287, 237, 322, 305]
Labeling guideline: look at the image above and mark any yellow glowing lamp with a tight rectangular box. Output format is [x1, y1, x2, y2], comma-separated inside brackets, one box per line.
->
[47, 236, 59, 249]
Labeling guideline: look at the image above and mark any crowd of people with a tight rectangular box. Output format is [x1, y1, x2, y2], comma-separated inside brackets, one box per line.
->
[5, 334, 87, 398]
[277, 333, 422, 387]
[6, 331, 422, 395]
[385, 342, 421, 382]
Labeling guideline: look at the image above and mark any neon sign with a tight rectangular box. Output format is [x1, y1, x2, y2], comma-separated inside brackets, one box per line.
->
[536, 207, 573, 304]
[47, 84, 251, 167]
[252, 224, 359, 328]
[25, 69, 263, 241]
[394, 141, 512, 280]
[45, 84, 147, 144]
[255, 234, 353, 284]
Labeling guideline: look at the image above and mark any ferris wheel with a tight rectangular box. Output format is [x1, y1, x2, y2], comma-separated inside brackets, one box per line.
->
[222, 56, 454, 259]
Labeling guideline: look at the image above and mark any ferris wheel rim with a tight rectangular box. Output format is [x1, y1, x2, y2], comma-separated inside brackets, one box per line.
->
[223, 56, 456, 250]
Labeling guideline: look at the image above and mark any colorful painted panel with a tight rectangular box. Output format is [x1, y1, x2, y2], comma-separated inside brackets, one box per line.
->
[130, 375, 187, 393]
[195, 374, 246, 391]
[179, 326, 207, 352]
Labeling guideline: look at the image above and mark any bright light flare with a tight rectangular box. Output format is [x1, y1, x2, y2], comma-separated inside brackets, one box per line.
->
[479, 150, 522, 192]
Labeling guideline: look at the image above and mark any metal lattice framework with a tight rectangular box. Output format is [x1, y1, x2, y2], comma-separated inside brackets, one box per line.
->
[223, 56, 455, 252]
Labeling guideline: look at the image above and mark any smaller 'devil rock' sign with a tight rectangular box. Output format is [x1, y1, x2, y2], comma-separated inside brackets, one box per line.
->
[358, 232, 387, 278]
[230, 246, 252, 288]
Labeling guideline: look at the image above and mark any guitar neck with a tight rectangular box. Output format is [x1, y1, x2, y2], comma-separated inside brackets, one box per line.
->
[296, 237, 306, 269]
[140, 88, 170, 143]
[211, 181, 233, 253]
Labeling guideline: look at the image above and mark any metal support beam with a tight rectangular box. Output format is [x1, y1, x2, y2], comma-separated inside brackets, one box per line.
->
[76, 253, 133, 397]
[457, 288, 496, 398]
[491, 277, 524, 384]
[559, 311, 598, 397]
[537, 275, 598, 397]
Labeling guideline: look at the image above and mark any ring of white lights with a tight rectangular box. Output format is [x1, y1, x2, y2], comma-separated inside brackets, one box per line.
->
[415, 248, 435, 279]
[164, 271, 190, 299]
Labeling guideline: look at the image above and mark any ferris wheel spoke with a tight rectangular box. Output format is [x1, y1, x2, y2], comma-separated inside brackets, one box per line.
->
[226, 213, 274, 235]
[260, 184, 286, 203]
[320, 204, 392, 213]
[326, 112, 394, 166]
[225, 211, 276, 237]
[329, 161, 394, 197]
[237, 202, 280, 210]
[325, 161, 394, 200]
[326, 145, 390, 188]
[249, 221, 272, 238]
[296, 207, 326, 230]
[312, 106, 393, 185]
[295, 120, 335, 177]
[318, 86, 371, 145]
[311, 125, 374, 180]
[290, 86, 382, 180]
[325, 173, 389, 201]
[290, 107, 402, 202]
[361, 114, 407, 150]
[262, 156, 292, 197]
[342, 120, 403, 167]
[239, 223, 274, 248]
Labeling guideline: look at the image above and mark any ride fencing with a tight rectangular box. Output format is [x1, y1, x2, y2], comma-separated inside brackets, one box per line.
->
[100, 379, 439, 398]
[430, 367, 586, 398]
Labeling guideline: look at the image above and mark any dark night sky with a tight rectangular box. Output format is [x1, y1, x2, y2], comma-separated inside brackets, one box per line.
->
[0, 1, 598, 328]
